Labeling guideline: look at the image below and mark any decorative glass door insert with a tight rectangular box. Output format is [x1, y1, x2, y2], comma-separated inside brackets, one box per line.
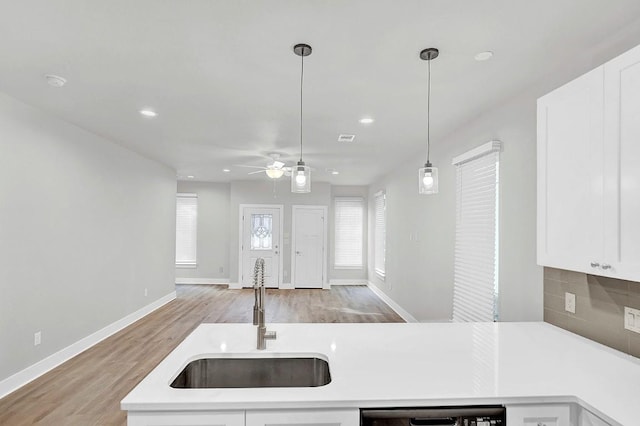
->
[251, 214, 273, 250]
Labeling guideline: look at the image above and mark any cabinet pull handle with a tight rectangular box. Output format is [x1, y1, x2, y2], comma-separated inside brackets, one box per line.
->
[590, 262, 600, 268]
[601, 264, 611, 270]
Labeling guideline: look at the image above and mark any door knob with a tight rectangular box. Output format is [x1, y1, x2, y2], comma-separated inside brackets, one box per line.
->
[601, 264, 611, 270]
[590, 262, 600, 268]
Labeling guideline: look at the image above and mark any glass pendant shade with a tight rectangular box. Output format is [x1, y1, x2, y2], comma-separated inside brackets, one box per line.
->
[418, 163, 438, 194]
[265, 168, 285, 179]
[291, 161, 311, 193]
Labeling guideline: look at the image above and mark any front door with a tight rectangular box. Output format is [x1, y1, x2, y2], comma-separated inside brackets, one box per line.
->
[241, 206, 281, 288]
[292, 206, 326, 288]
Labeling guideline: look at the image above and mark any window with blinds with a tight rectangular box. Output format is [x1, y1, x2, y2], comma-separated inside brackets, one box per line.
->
[334, 197, 364, 269]
[175, 193, 198, 266]
[374, 191, 386, 279]
[452, 141, 501, 322]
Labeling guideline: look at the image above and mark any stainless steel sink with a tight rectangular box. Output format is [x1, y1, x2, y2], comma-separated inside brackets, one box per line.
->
[170, 356, 331, 388]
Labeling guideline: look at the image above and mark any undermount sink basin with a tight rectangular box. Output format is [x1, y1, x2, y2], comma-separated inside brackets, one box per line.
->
[170, 356, 331, 388]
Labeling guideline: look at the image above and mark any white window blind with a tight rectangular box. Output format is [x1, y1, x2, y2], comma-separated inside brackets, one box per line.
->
[452, 141, 500, 322]
[334, 197, 364, 269]
[374, 191, 386, 278]
[175, 193, 198, 266]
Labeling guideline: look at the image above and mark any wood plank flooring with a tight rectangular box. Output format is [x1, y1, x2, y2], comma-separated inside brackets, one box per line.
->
[0, 285, 403, 425]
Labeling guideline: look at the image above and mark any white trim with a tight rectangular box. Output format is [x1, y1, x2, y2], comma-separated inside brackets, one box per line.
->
[279, 282, 295, 290]
[175, 263, 197, 269]
[175, 278, 230, 285]
[329, 279, 368, 286]
[238, 204, 284, 289]
[291, 205, 329, 289]
[176, 192, 198, 198]
[452, 140, 502, 166]
[366, 281, 418, 323]
[0, 290, 176, 399]
[228, 282, 242, 290]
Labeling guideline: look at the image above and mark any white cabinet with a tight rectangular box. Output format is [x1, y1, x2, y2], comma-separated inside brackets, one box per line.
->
[537, 43, 640, 281]
[127, 410, 244, 426]
[507, 404, 571, 426]
[127, 408, 359, 426]
[245, 408, 359, 426]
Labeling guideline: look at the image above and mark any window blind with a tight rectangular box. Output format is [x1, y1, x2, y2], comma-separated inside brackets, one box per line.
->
[374, 191, 386, 278]
[452, 143, 500, 322]
[175, 193, 198, 266]
[334, 197, 364, 269]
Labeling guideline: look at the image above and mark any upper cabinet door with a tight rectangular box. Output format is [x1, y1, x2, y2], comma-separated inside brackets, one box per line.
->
[603, 44, 640, 280]
[537, 66, 605, 274]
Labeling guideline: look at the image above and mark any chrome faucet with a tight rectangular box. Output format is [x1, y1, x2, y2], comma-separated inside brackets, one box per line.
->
[252, 258, 276, 350]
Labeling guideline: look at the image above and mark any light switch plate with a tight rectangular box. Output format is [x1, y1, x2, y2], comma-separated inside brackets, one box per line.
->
[565, 292, 576, 314]
[624, 307, 640, 334]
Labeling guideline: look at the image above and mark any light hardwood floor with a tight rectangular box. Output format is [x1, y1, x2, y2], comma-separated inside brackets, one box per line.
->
[0, 285, 403, 425]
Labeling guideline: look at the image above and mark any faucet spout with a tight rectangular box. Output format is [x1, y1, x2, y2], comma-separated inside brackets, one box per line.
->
[252, 258, 276, 350]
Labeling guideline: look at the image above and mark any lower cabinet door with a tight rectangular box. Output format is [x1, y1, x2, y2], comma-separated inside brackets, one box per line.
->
[506, 404, 571, 426]
[245, 408, 360, 426]
[127, 411, 245, 426]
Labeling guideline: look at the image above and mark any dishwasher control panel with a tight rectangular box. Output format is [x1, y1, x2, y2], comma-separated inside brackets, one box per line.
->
[361, 405, 505, 426]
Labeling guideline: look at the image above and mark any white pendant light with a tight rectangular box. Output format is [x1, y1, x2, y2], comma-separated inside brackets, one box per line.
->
[418, 47, 439, 195]
[292, 43, 312, 193]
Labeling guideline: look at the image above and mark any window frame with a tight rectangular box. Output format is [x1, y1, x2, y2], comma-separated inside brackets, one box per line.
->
[374, 190, 386, 280]
[175, 193, 198, 268]
[333, 197, 364, 270]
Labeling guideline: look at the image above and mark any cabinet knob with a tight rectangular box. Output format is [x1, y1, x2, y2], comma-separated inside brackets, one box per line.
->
[590, 262, 600, 268]
[601, 264, 612, 270]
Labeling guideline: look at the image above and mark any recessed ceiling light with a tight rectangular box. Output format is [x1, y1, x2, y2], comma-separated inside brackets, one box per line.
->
[474, 51, 494, 61]
[223, 169, 230, 173]
[359, 117, 374, 124]
[139, 109, 158, 117]
[331, 171, 340, 175]
[45, 74, 67, 87]
[187, 175, 194, 179]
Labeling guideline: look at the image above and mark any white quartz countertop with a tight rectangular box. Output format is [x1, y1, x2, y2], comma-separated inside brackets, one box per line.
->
[121, 322, 640, 425]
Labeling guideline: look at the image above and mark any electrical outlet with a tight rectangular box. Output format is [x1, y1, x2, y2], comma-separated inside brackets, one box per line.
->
[219, 266, 224, 273]
[34, 331, 41, 346]
[624, 307, 640, 334]
[565, 292, 576, 314]
[144, 288, 148, 297]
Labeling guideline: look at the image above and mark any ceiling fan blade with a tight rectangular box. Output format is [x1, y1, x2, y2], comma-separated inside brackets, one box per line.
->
[272, 160, 285, 169]
[247, 170, 265, 175]
[234, 164, 267, 170]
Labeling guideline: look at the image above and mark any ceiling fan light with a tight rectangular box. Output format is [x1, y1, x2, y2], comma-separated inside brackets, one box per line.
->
[265, 168, 285, 179]
[291, 162, 311, 193]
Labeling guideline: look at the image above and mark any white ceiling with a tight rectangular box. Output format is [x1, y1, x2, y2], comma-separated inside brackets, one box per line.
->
[2, 1, 640, 185]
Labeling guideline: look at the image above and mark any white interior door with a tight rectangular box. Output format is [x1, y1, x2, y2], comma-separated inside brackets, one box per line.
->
[241, 206, 281, 288]
[292, 206, 327, 289]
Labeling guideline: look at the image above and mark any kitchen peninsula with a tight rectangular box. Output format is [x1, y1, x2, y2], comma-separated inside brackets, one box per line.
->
[121, 322, 640, 426]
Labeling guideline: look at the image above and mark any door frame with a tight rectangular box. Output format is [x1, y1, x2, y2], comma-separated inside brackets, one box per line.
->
[238, 204, 284, 288]
[291, 205, 329, 289]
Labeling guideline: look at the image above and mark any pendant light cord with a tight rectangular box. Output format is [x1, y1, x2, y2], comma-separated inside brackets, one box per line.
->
[299, 48, 305, 163]
[426, 56, 431, 165]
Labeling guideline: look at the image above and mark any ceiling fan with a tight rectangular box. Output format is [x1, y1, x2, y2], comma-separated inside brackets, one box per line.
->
[235, 153, 292, 179]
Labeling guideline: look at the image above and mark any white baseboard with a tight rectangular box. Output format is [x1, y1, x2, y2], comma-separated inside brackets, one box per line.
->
[329, 279, 368, 286]
[366, 281, 418, 323]
[280, 282, 294, 290]
[175, 278, 230, 285]
[0, 290, 176, 399]
[228, 282, 242, 290]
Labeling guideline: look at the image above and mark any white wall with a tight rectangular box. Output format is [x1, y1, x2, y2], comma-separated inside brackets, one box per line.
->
[175, 181, 230, 282]
[0, 92, 176, 382]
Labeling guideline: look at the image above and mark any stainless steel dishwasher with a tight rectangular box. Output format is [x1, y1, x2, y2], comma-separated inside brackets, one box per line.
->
[360, 405, 505, 426]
